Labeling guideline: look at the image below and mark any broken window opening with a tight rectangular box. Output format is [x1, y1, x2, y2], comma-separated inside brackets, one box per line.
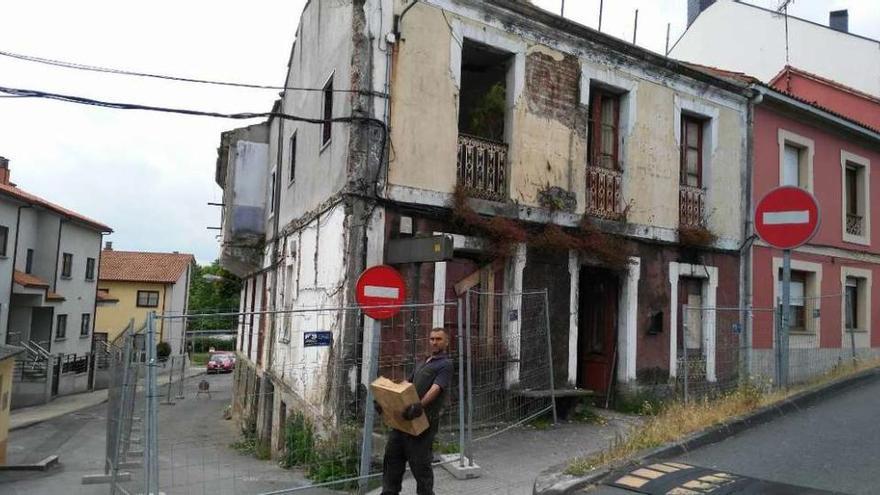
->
[459, 40, 510, 142]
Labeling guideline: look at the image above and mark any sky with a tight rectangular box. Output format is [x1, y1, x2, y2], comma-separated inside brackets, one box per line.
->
[0, 0, 876, 265]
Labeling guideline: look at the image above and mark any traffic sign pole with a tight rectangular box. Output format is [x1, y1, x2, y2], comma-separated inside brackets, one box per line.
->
[780, 250, 791, 388]
[755, 187, 820, 390]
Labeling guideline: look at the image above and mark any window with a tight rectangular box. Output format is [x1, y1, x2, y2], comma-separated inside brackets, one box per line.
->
[845, 277, 859, 330]
[588, 88, 620, 169]
[61, 252, 73, 278]
[0, 225, 7, 257]
[322, 76, 333, 146]
[289, 133, 297, 184]
[85, 257, 96, 281]
[137, 290, 160, 308]
[777, 130, 814, 190]
[777, 270, 808, 331]
[56, 314, 67, 340]
[25, 249, 34, 274]
[680, 116, 703, 187]
[80, 313, 91, 337]
[842, 155, 869, 242]
[782, 144, 801, 187]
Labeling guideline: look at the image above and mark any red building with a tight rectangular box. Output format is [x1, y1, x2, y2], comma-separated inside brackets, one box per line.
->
[748, 69, 880, 380]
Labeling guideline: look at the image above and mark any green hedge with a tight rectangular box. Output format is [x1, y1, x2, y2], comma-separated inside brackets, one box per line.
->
[188, 337, 235, 353]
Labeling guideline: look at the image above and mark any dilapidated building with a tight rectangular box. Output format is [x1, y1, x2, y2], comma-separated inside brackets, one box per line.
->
[215, 0, 753, 453]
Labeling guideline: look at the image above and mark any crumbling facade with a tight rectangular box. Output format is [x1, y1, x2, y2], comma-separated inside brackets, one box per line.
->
[215, 0, 752, 454]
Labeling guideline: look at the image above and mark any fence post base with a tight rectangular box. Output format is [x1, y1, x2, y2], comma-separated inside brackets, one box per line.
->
[440, 454, 482, 480]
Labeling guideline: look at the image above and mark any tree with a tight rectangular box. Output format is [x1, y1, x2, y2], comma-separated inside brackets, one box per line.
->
[188, 260, 242, 331]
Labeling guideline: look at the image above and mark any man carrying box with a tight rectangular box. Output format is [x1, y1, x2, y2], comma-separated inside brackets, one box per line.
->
[379, 328, 453, 495]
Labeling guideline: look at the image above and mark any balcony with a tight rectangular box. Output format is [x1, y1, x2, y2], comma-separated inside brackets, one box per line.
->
[457, 133, 508, 202]
[846, 214, 864, 237]
[586, 166, 623, 220]
[679, 185, 705, 228]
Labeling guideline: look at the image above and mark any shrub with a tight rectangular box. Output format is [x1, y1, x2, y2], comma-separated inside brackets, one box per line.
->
[156, 341, 171, 361]
[189, 336, 235, 353]
[280, 412, 316, 468]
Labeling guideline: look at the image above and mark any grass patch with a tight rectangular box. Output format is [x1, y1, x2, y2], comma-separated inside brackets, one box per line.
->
[433, 440, 461, 454]
[528, 413, 553, 431]
[231, 421, 271, 460]
[280, 411, 360, 488]
[566, 359, 880, 476]
[572, 407, 609, 426]
[190, 352, 209, 366]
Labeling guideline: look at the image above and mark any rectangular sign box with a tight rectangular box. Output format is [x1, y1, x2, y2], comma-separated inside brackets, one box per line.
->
[303, 331, 332, 347]
[386, 235, 454, 264]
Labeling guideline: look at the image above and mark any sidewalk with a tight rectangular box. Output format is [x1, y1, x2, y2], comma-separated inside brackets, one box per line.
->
[10, 363, 206, 431]
[368, 410, 643, 495]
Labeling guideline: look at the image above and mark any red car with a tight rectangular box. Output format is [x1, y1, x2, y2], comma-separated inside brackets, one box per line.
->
[206, 353, 234, 374]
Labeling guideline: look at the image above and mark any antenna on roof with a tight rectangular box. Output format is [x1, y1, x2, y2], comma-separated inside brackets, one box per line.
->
[777, 0, 794, 67]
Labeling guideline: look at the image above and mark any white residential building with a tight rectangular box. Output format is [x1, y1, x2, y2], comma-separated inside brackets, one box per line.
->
[0, 158, 112, 357]
[671, 0, 880, 98]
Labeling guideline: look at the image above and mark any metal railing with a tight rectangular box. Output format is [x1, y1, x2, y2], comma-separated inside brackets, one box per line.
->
[586, 165, 623, 220]
[847, 213, 864, 236]
[679, 184, 705, 228]
[457, 133, 508, 202]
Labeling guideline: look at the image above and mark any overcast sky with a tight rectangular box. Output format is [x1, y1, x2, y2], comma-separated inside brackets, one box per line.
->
[0, 0, 876, 265]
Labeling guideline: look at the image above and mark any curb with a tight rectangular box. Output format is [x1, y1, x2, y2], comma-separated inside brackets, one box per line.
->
[533, 367, 880, 494]
[10, 367, 208, 432]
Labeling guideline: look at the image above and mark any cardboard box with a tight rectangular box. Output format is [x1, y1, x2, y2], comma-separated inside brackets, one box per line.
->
[371, 376, 429, 436]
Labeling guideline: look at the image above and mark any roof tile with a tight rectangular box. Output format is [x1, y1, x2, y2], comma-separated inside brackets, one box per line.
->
[99, 250, 194, 283]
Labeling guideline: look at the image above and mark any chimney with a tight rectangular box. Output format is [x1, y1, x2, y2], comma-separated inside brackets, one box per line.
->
[687, 0, 716, 27]
[0, 156, 9, 185]
[830, 10, 848, 33]
[105, 241, 113, 250]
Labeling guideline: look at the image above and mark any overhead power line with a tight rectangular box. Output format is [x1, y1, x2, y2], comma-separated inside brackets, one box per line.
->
[0, 49, 386, 97]
[0, 84, 387, 174]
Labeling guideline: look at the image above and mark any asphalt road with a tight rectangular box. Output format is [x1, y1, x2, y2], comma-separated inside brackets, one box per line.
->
[585, 377, 880, 495]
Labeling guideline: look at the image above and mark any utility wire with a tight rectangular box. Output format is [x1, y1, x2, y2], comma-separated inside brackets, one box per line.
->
[0, 49, 386, 96]
[0, 84, 387, 182]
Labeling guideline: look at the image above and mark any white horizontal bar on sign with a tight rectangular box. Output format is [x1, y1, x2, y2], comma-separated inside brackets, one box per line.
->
[763, 210, 809, 225]
[364, 285, 400, 299]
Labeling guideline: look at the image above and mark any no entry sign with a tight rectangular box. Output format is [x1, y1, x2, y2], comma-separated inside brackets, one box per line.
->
[755, 186, 820, 250]
[355, 265, 406, 320]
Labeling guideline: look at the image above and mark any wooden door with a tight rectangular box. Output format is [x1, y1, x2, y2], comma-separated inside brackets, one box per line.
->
[578, 268, 619, 395]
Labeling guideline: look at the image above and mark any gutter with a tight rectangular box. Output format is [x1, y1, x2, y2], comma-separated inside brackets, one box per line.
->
[753, 85, 880, 143]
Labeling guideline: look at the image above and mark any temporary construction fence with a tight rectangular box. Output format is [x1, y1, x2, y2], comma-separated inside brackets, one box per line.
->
[675, 292, 880, 402]
[88, 291, 554, 495]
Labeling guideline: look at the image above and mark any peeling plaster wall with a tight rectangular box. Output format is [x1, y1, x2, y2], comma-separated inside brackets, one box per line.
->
[277, 0, 356, 222]
[269, 203, 349, 423]
[388, 4, 459, 193]
[387, 2, 748, 244]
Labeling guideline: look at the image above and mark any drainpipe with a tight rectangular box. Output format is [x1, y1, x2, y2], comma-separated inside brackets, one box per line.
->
[741, 90, 763, 376]
[52, 218, 65, 292]
[5, 204, 31, 345]
[90, 234, 103, 353]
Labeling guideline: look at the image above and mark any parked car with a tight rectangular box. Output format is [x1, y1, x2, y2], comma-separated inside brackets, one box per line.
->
[206, 353, 234, 374]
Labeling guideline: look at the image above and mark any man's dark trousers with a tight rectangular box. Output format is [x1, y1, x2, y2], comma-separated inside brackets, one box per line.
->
[380, 422, 437, 495]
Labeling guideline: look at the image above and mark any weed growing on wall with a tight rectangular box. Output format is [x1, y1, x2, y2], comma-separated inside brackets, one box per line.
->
[450, 185, 633, 269]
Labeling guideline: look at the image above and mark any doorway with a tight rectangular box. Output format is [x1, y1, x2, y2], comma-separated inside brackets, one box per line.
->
[577, 267, 619, 396]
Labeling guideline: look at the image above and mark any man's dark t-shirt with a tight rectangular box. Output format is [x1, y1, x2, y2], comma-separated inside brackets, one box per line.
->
[410, 352, 452, 431]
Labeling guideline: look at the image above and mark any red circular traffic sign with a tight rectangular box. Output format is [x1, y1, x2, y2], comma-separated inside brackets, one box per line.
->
[754, 186, 820, 250]
[355, 265, 407, 320]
